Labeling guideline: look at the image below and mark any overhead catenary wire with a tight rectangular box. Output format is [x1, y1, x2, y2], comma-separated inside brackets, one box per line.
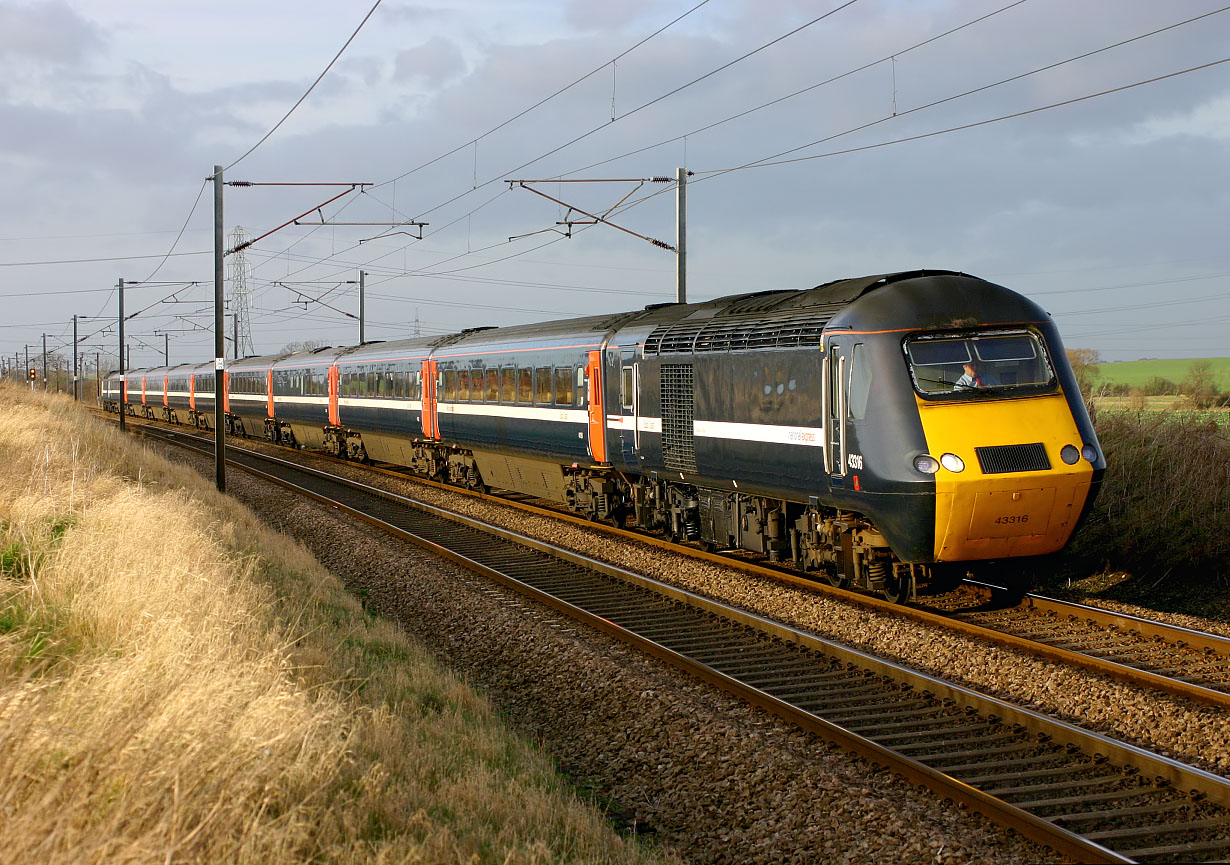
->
[381, 0, 719, 188]
[695, 56, 1230, 176]
[249, 0, 870, 297]
[246, 1, 1215, 314]
[40, 2, 1220, 359]
[223, 0, 384, 172]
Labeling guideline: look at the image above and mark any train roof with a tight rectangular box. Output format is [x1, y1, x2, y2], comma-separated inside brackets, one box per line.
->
[631, 271, 1051, 356]
[107, 270, 1051, 377]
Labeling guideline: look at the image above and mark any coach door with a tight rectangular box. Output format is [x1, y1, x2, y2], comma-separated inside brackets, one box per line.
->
[327, 365, 340, 426]
[614, 349, 638, 467]
[585, 350, 607, 464]
[824, 343, 847, 479]
[420, 360, 439, 439]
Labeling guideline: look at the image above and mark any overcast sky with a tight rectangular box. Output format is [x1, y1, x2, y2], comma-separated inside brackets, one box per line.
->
[2, 0, 1228, 370]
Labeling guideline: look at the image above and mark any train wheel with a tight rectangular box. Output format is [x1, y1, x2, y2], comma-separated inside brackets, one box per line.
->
[879, 568, 911, 604]
[823, 568, 850, 590]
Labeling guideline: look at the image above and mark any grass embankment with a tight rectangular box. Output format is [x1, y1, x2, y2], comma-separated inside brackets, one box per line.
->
[0, 386, 676, 865]
[1051, 409, 1230, 618]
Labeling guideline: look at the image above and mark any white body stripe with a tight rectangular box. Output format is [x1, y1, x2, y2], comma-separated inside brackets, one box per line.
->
[604, 415, 662, 434]
[338, 397, 422, 411]
[439, 402, 588, 424]
[692, 419, 826, 447]
[274, 395, 330, 406]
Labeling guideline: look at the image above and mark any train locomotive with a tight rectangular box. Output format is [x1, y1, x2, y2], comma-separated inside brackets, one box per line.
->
[103, 269, 1104, 601]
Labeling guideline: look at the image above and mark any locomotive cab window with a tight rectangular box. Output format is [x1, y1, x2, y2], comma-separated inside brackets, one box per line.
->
[905, 330, 1055, 399]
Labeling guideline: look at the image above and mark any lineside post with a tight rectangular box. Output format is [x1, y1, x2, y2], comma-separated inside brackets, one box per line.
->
[118, 278, 125, 431]
[213, 164, 226, 493]
[72, 315, 79, 400]
[676, 166, 687, 304]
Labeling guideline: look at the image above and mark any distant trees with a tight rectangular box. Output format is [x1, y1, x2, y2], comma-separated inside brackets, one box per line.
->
[1142, 376, 1179, 396]
[279, 340, 327, 354]
[1066, 348, 1101, 399]
[1181, 360, 1222, 409]
[1068, 354, 1228, 408]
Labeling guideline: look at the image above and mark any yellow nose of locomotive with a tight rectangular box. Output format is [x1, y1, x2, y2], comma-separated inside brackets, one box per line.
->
[916, 393, 1096, 561]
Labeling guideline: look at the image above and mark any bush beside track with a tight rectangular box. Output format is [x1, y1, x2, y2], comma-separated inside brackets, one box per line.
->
[1053, 408, 1230, 611]
[0, 384, 677, 865]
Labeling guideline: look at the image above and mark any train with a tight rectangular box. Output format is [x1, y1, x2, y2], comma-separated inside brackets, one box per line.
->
[102, 269, 1104, 601]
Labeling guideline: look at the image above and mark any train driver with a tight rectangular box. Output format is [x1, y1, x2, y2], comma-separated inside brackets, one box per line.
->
[955, 360, 997, 389]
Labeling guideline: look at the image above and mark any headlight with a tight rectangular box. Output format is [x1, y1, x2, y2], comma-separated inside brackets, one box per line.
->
[913, 454, 940, 474]
[1060, 444, 1080, 465]
[940, 453, 965, 473]
[1082, 444, 1099, 463]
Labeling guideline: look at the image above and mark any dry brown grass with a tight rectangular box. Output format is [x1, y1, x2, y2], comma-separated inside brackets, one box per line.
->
[0, 385, 677, 865]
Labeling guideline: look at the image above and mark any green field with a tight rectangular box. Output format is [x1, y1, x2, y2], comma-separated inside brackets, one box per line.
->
[1091, 357, 1230, 390]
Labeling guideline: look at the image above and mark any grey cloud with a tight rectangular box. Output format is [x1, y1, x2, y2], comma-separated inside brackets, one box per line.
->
[564, 0, 653, 33]
[0, 0, 104, 64]
[392, 37, 467, 86]
[381, 3, 457, 25]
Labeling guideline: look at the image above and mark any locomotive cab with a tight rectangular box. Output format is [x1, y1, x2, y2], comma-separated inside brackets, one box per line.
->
[902, 328, 1101, 563]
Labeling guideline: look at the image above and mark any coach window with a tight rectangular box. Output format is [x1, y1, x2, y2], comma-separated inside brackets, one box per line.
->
[621, 366, 634, 410]
[554, 368, 571, 406]
[483, 368, 497, 401]
[500, 366, 515, 403]
[848, 344, 872, 420]
[517, 367, 533, 403]
[409, 370, 421, 401]
[535, 367, 552, 404]
[443, 370, 458, 400]
[457, 368, 470, 401]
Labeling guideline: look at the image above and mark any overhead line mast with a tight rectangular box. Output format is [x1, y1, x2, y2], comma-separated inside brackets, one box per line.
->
[508, 171, 691, 302]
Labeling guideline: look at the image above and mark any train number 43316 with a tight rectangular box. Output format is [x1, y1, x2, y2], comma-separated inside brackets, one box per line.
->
[994, 514, 1029, 525]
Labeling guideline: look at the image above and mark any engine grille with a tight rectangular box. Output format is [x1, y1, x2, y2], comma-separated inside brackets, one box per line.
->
[661, 364, 697, 472]
[643, 307, 845, 356]
[974, 442, 1051, 474]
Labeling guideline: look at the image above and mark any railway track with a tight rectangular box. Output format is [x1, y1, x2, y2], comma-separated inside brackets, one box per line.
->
[937, 588, 1230, 704]
[105, 410, 1230, 713]
[130, 420, 1230, 864]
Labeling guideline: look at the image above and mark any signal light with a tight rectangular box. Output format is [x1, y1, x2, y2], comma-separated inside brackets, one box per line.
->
[28, 368, 36, 381]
